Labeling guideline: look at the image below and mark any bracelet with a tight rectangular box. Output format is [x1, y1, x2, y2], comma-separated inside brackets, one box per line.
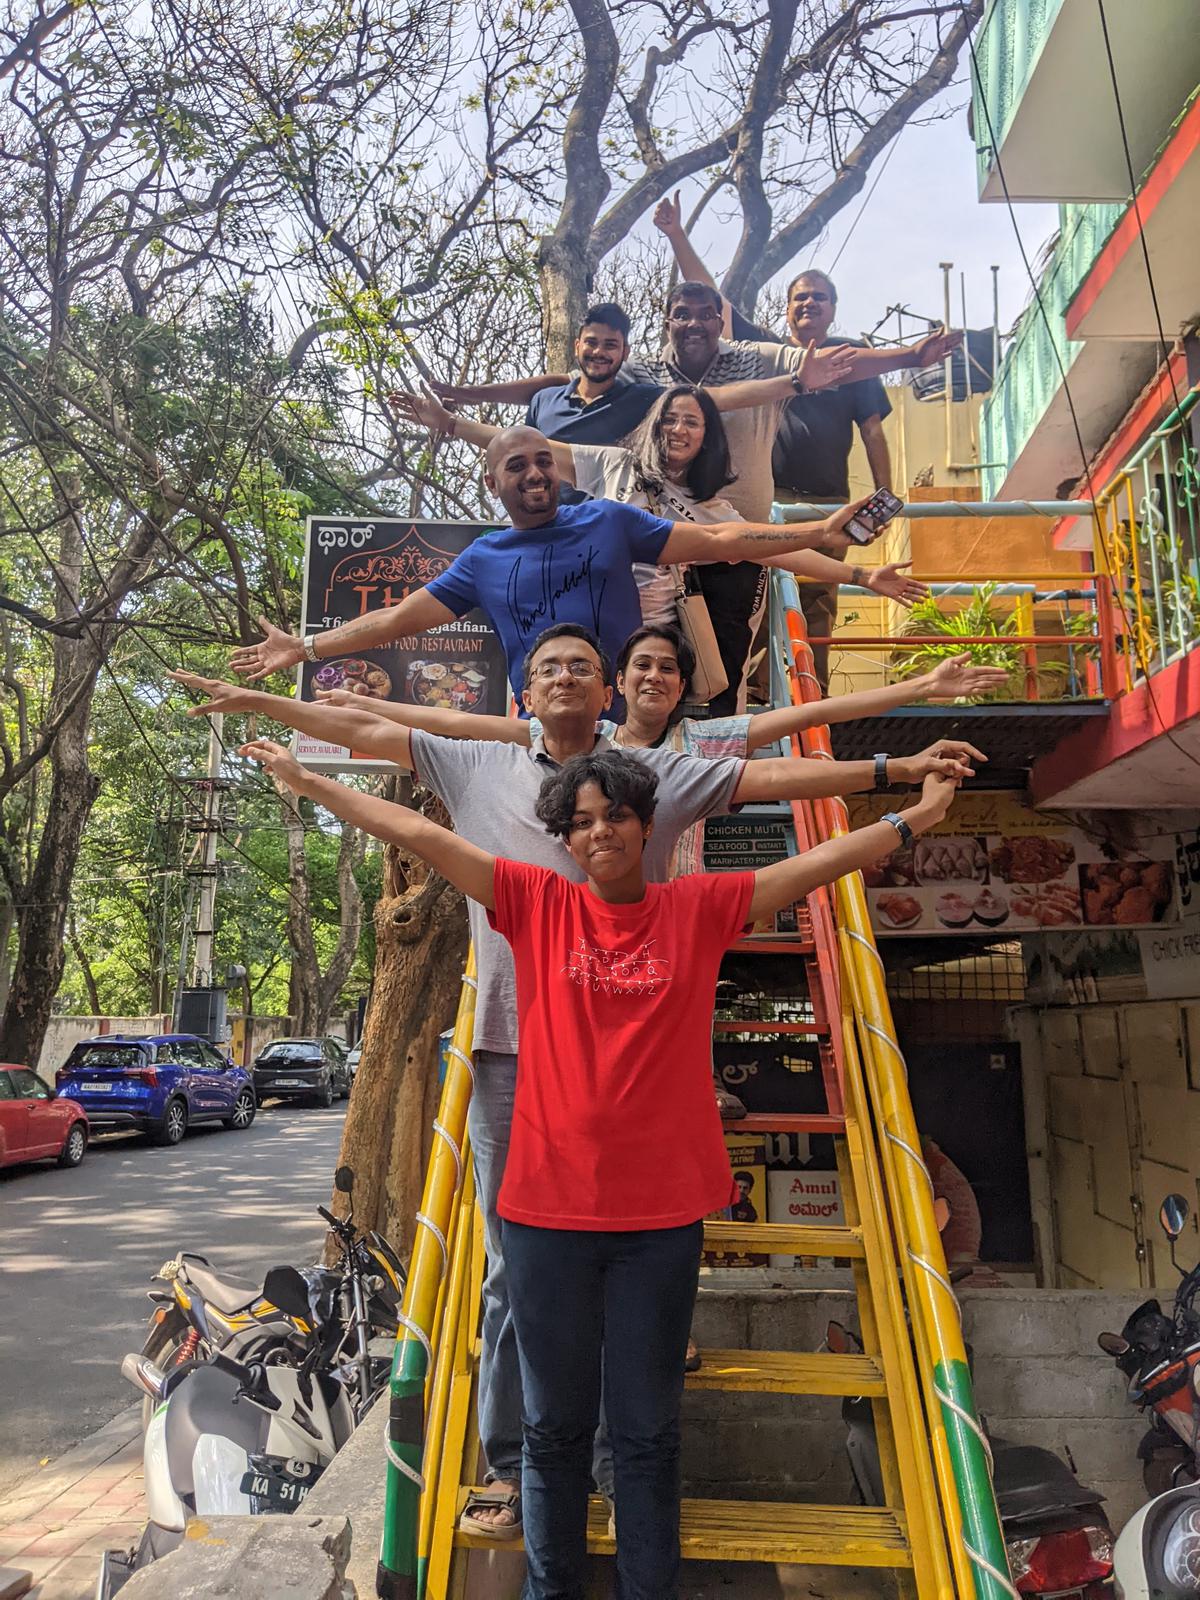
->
[303, 634, 320, 664]
[873, 753, 890, 792]
[881, 812, 914, 849]
[790, 370, 808, 396]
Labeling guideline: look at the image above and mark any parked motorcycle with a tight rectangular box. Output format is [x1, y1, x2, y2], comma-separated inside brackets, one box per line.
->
[1099, 1192, 1200, 1498]
[827, 1307, 1113, 1597]
[1111, 1479, 1200, 1597]
[137, 1165, 404, 1425]
[96, 1266, 355, 1598]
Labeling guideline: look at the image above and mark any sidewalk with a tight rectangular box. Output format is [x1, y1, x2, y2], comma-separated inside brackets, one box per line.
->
[0, 1407, 146, 1600]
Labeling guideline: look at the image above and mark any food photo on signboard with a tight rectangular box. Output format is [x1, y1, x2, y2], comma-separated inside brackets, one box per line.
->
[294, 516, 510, 767]
[849, 792, 1180, 937]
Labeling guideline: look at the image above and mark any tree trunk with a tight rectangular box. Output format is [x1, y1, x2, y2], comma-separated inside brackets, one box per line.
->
[68, 912, 103, 1015]
[314, 820, 367, 1034]
[536, 232, 597, 371]
[328, 833, 468, 1259]
[0, 902, 16, 1014]
[1, 691, 100, 1064]
[281, 790, 321, 1035]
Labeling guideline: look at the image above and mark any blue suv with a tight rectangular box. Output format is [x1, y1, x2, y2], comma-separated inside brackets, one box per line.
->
[55, 1034, 256, 1146]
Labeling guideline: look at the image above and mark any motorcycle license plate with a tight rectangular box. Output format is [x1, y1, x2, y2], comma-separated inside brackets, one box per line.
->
[239, 1469, 312, 1509]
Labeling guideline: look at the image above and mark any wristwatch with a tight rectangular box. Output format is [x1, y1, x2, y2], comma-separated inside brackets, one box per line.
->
[882, 812, 914, 849]
[303, 634, 321, 664]
[873, 753, 890, 792]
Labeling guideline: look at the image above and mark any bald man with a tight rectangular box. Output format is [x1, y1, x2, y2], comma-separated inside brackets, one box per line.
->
[232, 423, 860, 708]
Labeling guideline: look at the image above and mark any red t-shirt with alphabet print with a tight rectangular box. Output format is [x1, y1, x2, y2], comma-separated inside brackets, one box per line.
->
[487, 857, 754, 1230]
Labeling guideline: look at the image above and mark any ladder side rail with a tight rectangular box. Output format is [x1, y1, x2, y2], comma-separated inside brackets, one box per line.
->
[379, 952, 479, 1599]
[769, 572, 1014, 1600]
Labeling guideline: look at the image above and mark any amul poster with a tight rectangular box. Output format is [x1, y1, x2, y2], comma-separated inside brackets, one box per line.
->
[295, 517, 508, 768]
[847, 793, 1179, 937]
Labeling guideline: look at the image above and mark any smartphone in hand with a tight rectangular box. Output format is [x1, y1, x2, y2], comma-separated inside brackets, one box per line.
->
[844, 487, 904, 545]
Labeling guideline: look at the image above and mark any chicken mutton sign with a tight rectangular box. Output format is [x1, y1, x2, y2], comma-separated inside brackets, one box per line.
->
[295, 515, 508, 769]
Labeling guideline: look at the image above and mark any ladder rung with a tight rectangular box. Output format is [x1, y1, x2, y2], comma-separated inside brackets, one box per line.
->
[729, 938, 815, 955]
[704, 1219, 862, 1257]
[454, 1492, 910, 1567]
[730, 1112, 845, 1134]
[687, 1348, 884, 1396]
[711, 1020, 827, 1035]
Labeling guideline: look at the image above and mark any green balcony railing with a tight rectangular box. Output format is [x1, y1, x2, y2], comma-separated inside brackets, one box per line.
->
[970, 0, 1066, 195]
[979, 202, 1125, 499]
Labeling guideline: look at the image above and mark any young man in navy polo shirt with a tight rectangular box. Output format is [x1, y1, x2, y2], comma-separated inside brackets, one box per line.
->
[432, 303, 662, 460]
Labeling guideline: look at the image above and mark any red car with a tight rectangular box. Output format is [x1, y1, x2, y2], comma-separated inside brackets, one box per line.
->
[0, 1065, 88, 1170]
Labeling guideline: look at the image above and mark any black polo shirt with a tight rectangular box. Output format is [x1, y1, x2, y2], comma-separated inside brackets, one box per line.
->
[729, 307, 891, 499]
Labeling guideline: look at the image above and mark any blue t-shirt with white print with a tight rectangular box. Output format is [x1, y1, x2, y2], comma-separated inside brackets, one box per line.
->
[424, 499, 673, 704]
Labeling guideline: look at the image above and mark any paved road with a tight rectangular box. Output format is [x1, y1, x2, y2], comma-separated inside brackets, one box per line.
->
[0, 1099, 349, 1489]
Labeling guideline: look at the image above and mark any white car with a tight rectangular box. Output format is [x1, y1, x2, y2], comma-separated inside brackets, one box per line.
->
[346, 1043, 363, 1079]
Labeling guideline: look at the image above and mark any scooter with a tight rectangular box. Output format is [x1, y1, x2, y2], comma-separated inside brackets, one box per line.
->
[1110, 1479, 1200, 1597]
[1099, 1193, 1200, 1498]
[137, 1165, 404, 1425]
[96, 1265, 356, 1599]
[827, 1306, 1113, 1596]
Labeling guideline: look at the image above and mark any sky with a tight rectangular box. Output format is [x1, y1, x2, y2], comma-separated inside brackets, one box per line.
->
[639, 71, 1060, 344]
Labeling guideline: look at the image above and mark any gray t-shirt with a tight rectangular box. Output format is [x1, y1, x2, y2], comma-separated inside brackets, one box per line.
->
[409, 730, 745, 1054]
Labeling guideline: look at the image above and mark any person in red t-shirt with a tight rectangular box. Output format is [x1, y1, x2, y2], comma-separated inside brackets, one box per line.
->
[238, 736, 961, 1600]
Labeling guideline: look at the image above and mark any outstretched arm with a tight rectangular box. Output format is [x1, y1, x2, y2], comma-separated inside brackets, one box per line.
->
[229, 583, 457, 682]
[653, 192, 732, 337]
[660, 498, 868, 566]
[427, 375, 570, 407]
[169, 670, 416, 770]
[732, 739, 984, 804]
[742, 655, 1010, 754]
[390, 388, 578, 484]
[748, 774, 957, 920]
[315, 688, 529, 745]
[708, 341, 857, 411]
[241, 739, 497, 908]
[837, 327, 963, 382]
[763, 553, 929, 610]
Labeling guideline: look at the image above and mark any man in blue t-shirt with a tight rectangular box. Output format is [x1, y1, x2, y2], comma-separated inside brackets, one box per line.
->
[229, 425, 863, 710]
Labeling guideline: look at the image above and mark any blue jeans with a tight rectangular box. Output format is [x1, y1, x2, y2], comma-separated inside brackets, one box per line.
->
[503, 1218, 703, 1600]
[468, 1053, 614, 1495]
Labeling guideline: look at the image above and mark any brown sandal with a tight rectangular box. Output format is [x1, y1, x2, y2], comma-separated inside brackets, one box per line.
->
[459, 1485, 522, 1540]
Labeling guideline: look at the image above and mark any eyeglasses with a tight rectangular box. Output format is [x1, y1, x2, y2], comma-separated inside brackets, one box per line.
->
[529, 659, 602, 681]
[668, 307, 721, 324]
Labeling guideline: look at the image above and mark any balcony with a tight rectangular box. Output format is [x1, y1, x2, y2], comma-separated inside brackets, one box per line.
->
[980, 204, 1157, 512]
[971, 0, 1200, 203]
[1065, 89, 1200, 341]
[1029, 391, 1200, 807]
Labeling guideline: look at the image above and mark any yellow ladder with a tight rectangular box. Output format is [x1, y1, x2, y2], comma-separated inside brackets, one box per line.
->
[378, 574, 1013, 1600]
